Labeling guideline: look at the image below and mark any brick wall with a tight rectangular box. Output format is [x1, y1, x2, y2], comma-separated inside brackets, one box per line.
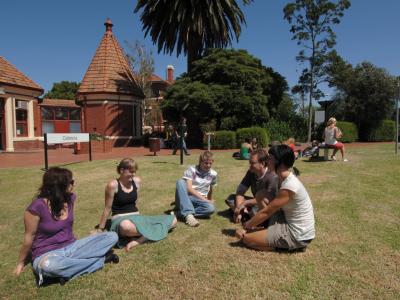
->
[14, 140, 43, 150]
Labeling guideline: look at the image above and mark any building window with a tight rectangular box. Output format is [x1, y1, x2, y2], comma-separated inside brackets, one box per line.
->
[15, 100, 28, 136]
[41, 106, 81, 134]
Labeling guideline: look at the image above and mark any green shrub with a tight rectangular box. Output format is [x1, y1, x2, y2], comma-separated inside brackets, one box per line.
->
[368, 120, 395, 141]
[336, 121, 358, 143]
[265, 119, 292, 143]
[210, 131, 236, 149]
[236, 127, 269, 148]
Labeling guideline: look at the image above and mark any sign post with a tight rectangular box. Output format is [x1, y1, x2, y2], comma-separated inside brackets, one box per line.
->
[43, 133, 91, 170]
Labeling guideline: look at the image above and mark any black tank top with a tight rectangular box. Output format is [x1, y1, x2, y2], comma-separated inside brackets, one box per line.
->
[111, 179, 138, 216]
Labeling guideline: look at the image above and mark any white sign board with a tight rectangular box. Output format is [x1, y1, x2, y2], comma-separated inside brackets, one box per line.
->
[314, 111, 325, 124]
[46, 133, 90, 144]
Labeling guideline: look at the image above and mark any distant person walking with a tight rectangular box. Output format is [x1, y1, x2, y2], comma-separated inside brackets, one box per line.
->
[323, 117, 348, 161]
[172, 118, 190, 155]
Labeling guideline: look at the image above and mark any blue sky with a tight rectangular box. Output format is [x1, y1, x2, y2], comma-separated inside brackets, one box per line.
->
[1, 0, 399, 96]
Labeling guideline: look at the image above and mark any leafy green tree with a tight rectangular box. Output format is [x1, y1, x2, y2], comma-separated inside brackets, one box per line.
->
[161, 49, 289, 145]
[44, 81, 80, 100]
[284, 0, 350, 141]
[329, 61, 397, 140]
[134, 0, 252, 72]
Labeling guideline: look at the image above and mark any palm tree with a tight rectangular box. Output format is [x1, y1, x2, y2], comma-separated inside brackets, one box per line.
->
[134, 0, 252, 72]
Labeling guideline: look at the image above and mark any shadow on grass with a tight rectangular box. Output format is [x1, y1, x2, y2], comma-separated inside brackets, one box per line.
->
[301, 157, 330, 163]
[151, 161, 181, 165]
[217, 209, 232, 221]
[221, 228, 236, 237]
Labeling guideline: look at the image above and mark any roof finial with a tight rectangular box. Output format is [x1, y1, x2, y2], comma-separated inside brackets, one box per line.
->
[104, 18, 113, 33]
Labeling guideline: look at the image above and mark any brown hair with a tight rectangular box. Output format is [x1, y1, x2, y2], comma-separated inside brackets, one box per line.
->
[117, 158, 138, 173]
[250, 148, 269, 167]
[37, 167, 73, 219]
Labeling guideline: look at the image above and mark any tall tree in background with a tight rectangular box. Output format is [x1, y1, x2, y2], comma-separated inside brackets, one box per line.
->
[329, 61, 397, 140]
[44, 81, 80, 100]
[126, 40, 155, 98]
[284, 0, 350, 142]
[134, 0, 252, 72]
[125, 41, 156, 129]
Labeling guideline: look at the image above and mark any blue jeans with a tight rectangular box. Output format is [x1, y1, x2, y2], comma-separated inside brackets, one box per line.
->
[175, 179, 215, 218]
[172, 139, 188, 155]
[32, 232, 118, 285]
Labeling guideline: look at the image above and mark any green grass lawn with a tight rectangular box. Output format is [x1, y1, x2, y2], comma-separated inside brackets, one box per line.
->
[0, 144, 399, 299]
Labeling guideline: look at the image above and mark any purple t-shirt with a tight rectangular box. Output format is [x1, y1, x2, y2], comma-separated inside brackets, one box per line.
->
[27, 193, 76, 261]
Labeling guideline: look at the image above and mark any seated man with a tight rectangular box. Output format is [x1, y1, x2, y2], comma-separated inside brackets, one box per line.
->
[175, 151, 217, 227]
[225, 148, 279, 223]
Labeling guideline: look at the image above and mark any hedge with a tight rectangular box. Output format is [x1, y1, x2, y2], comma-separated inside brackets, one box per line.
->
[265, 119, 292, 143]
[210, 131, 236, 149]
[368, 120, 396, 141]
[336, 121, 358, 143]
[236, 127, 269, 148]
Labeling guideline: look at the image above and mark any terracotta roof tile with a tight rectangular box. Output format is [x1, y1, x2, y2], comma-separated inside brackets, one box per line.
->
[77, 19, 144, 97]
[39, 98, 80, 108]
[0, 56, 43, 92]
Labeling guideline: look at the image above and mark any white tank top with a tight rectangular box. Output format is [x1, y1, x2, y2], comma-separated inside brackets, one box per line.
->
[324, 127, 337, 145]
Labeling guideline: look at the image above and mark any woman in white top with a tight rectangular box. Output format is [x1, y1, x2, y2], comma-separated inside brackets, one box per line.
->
[323, 117, 347, 161]
[236, 145, 315, 251]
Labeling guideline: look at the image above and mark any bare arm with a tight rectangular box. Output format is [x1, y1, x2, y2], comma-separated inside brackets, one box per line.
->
[14, 211, 40, 275]
[207, 186, 214, 201]
[96, 180, 117, 231]
[244, 189, 292, 230]
[186, 180, 209, 202]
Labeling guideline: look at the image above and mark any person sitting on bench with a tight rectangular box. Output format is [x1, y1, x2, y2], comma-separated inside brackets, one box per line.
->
[323, 117, 348, 161]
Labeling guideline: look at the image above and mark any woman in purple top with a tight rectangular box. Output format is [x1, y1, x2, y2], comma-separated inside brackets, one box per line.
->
[14, 167, 118, 286]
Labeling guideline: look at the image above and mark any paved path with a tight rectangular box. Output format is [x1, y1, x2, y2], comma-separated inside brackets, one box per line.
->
[0, 142, 391, 169]
[0, 147, 229, 169]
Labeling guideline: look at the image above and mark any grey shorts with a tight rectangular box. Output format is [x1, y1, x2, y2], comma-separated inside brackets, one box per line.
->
[267, 210, 311, 250]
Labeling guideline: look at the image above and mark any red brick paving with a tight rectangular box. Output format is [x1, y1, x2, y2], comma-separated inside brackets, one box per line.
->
[0, 142, 392, 169]
[0, 147, 230, 169]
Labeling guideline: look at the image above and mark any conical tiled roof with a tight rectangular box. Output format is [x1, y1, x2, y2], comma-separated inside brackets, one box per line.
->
[78, 19, 143, 97]
[0, 56, 43, 92]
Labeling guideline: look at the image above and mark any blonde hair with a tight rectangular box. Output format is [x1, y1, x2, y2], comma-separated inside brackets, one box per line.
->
[117, 158, 138, 173]
[199, 151, 214, 164]
[327, 117, 337, 126]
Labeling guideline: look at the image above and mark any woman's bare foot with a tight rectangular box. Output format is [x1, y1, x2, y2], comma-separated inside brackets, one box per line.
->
[125, 236, 148, 252]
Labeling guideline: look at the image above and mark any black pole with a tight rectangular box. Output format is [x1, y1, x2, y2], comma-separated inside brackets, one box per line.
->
[180, 127, 184, 165]
[89, 138, 92, 161]
[44, 133, 48, 170]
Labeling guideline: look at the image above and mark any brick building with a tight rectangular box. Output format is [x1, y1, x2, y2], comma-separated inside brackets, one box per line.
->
[0, 19, 173, 152]
[0, 56, 44, 151]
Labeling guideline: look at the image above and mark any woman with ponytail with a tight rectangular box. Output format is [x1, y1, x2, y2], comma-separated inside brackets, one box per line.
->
[14, 167, 118, 286]
[236, 145, 315, 251]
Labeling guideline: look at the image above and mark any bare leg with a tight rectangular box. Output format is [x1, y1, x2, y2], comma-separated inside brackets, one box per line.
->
[340, 147, 345, 160]
[118, 220, 141, 238]
[242, 229, 273, 251]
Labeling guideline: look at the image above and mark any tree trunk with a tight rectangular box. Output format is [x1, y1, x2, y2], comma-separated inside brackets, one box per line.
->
[187, 37, 202, 73]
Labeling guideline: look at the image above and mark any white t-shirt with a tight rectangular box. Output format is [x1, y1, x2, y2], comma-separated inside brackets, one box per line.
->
[280, 173, 315, 241]
[183, 165, 217, 196]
